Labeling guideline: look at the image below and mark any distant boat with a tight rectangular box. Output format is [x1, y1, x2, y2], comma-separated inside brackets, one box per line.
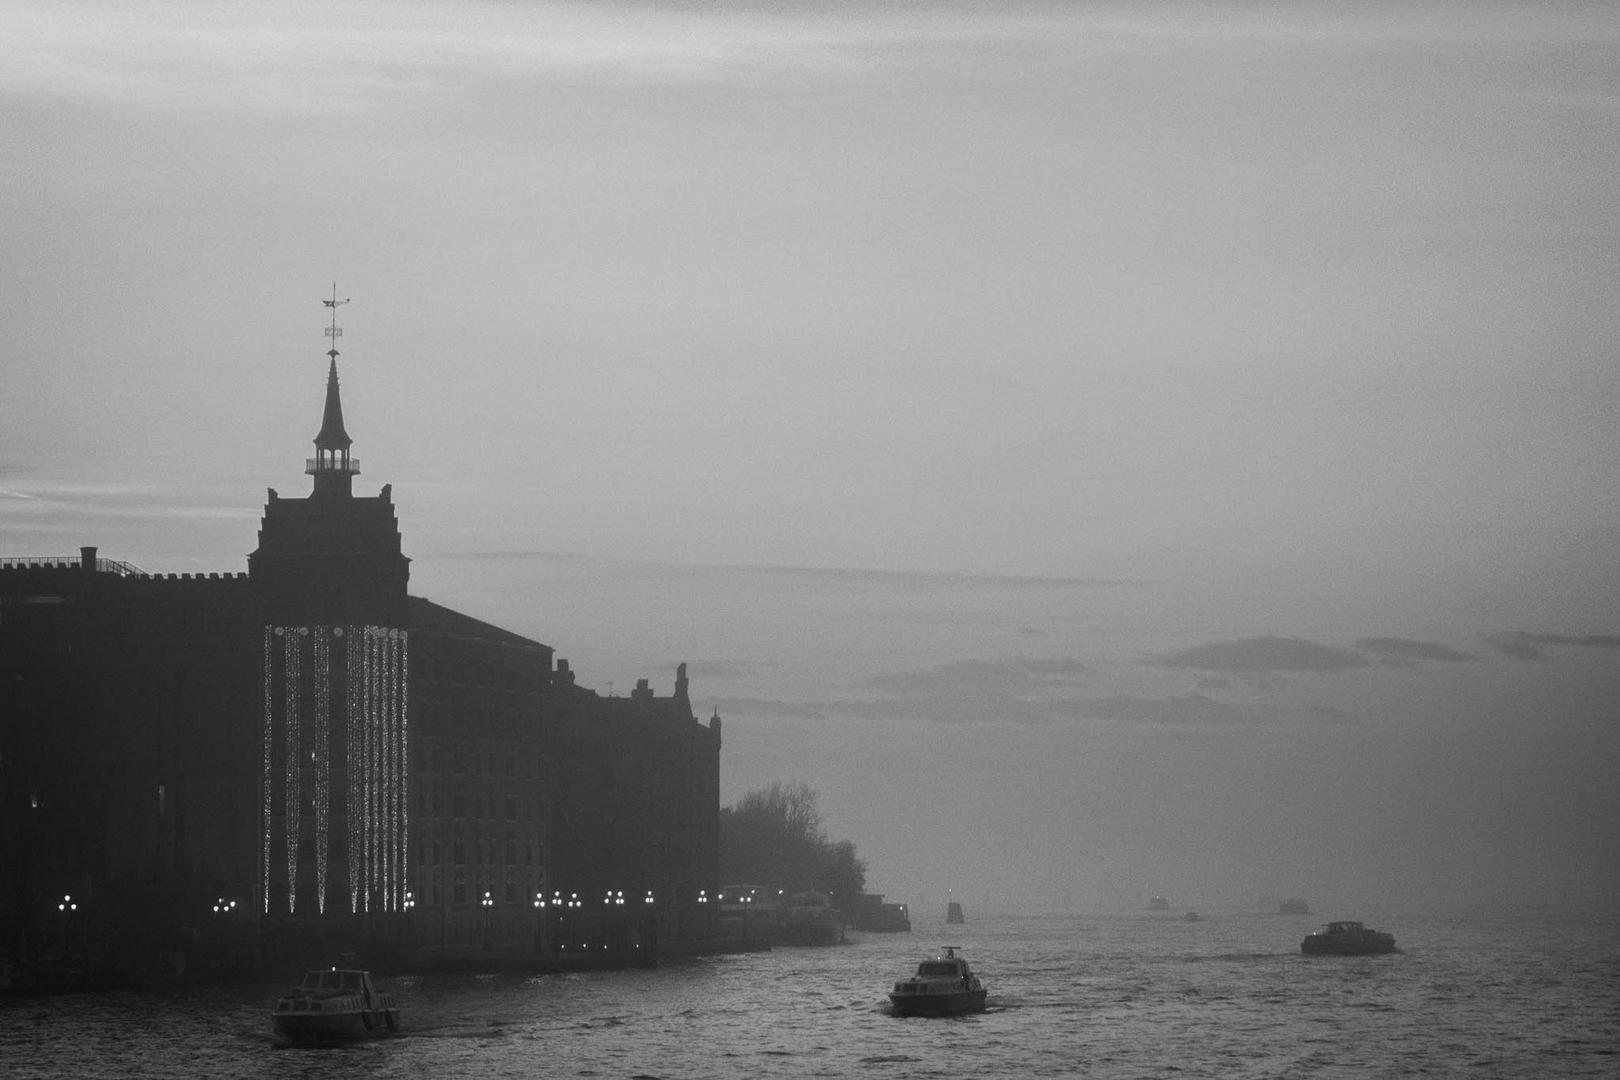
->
[1279, 898, 1311, 915]
[888, 946, 987, 1016]
[1301, 920, 1397, 956]
[1148, 896, 1170, 911]
[777, 891, 844, 946]
[1183, 911, 1203, 923]
[945, 901, 965, 924]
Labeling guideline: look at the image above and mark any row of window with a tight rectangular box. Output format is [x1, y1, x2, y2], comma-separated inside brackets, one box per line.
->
[415, 792, 545, 822]
[417, 839, 542, 867]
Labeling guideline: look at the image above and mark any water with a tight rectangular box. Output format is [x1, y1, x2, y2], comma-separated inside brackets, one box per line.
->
[4, 905, 1616, 1078]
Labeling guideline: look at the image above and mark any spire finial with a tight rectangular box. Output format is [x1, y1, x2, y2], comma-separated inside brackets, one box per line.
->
[323, 283, 350, 359]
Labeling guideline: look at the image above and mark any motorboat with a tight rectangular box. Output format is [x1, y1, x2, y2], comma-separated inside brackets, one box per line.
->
[1300, 920, 1397, 956]
[889, 946, 987, 1016]
[1147, 896, 1170, 911]
[1183, 910, 1203, 923]
[272, 967, 398, 1042]
[1279, 898, 1311, 915]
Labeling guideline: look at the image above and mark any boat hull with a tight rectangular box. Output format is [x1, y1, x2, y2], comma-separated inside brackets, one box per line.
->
[889, 988, 987, 1016]
[272, 1008, 396, 1043]
[1300, 937, 1395, 956]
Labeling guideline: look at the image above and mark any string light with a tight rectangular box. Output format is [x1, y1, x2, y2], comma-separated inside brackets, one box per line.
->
[283, 627, 301, 914]
[262, 622, 410, 919]
[262, 627, 274, 914]
[313, 627, 331, 914]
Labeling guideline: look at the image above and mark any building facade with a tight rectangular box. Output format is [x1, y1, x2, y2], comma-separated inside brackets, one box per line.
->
[0, 340, 720, 981]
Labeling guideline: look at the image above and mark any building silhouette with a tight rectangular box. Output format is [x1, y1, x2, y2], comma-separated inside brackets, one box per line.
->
[1, 339, 720, 981]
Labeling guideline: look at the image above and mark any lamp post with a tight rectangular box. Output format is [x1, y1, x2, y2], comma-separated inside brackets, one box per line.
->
[480, 890, 493, 949]
[402, 891, 415, 951]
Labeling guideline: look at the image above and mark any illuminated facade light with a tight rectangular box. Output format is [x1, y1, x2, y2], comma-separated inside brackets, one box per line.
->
[59, 894, 76, 912]
[262, 622, 409, 917]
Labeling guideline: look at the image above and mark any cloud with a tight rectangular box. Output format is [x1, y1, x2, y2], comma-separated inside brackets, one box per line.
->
[1354, 636, 1475, 665]
[681, 661, 756, 681]
[711, 696, 829, 722]
[1058, 692, 1251, 726]
[1483, 631, 1620, 662]
[859, 656, 1089, 696]
[1145, 636, 1371, 674]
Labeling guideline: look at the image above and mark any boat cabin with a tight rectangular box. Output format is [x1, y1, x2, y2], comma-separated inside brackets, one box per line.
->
[298, 969, 374, 993]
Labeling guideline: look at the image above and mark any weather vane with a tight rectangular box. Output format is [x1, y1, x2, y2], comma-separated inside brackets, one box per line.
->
[322, 282, 350, 360]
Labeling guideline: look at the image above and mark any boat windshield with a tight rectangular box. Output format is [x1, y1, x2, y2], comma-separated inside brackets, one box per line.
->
[917, 961, 961, 976]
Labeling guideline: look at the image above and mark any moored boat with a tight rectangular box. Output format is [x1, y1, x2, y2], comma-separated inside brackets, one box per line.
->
[889, 946, 987, 1016]
[272, 967, 398, 1042]
[777, 891, 844, 946]
[1300, 920, 1396, 956]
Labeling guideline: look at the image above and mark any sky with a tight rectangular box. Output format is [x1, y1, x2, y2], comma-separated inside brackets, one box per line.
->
[4, 1, 1619, 912]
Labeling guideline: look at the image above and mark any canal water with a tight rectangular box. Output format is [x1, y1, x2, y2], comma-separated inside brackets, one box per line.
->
[3, 904, 1615, 1078]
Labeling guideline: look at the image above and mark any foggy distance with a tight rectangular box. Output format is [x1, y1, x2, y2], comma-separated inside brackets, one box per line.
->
[5, 0, 1618, 919]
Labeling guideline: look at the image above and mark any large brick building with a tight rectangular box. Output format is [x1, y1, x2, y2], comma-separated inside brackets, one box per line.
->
[0, 338, 720, 980]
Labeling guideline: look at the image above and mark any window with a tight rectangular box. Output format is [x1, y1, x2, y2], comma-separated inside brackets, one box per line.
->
[453, 795, 465, 818]
[505, 797, 517, 821]
[453, 842, 465, 865]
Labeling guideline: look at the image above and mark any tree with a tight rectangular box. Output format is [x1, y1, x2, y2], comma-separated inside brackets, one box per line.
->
[719, 781, 867, 907]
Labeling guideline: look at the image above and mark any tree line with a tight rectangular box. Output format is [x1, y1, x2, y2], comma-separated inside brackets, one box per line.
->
[718, 781, 867, 910]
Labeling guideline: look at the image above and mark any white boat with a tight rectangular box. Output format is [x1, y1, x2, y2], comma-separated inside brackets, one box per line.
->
[889, 946, 987, 1016]
[272, 967, 398, 1042]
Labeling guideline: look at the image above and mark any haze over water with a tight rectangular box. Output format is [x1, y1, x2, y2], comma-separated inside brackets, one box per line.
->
[5, 1, 1619, 913]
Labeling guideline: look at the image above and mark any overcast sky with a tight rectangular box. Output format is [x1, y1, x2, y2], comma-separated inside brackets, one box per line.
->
[5, 1, 1618, 911]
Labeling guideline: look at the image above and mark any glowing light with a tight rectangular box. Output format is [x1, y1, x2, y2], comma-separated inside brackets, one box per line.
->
[283, 628, 301, 914]
[313, 627, 331, 914]
[264, 621, 409, 919]
[262, 626, 274, 914]
[59, 894, 76, 912]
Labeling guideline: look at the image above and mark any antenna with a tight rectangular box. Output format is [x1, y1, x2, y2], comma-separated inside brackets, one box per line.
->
[322, 282, 350, 359]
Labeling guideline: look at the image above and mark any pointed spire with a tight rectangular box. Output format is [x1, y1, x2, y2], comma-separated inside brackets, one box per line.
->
[307, 285, 359, 496]
[314, 357, 352, 450]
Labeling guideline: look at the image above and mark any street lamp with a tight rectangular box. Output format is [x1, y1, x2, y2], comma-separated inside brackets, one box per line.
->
[481, 890, 493, 949]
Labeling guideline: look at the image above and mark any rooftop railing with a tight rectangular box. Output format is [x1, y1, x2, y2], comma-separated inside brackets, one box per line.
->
[306, 457, 361, 475]
[0, 555, 148, 577]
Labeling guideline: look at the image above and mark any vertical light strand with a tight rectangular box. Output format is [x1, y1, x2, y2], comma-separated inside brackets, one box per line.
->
[386, 627, 400, 910]
[372, 626, 385, 910]
[313, 627, 331, 915]
[261, 625, 274, 915]
[347, 626, 363, 913]
[283, 628, 302, 914]
[399, 629, 410, 913]
[380, 628, 393, 911]
[365, 625, 379, 913]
